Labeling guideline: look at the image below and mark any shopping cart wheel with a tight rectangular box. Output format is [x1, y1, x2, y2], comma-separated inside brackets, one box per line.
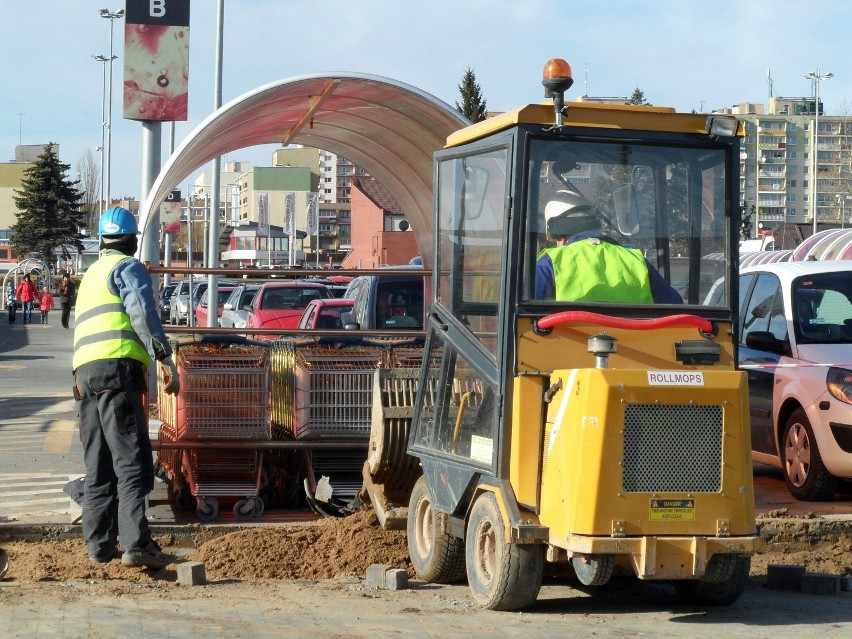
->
[253, 498, 265, 518]
[173, 487, 195, 511]
[233, 498, 256, 522]
[196, 497, 219, 522]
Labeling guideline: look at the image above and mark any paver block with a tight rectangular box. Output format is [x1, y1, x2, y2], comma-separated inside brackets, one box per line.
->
[385, 568, 408, 591]
[177, 561, 207, 586]
[365, 563, 392, 588]
[766, 564, 805, 591]
[800, 572, 840, 596]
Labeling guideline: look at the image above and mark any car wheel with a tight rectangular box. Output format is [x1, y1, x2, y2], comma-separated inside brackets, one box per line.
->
[781, 407, 839, 501]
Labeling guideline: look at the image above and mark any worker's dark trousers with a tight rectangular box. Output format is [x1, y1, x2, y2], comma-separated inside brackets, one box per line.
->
[74, 358, 154, 559]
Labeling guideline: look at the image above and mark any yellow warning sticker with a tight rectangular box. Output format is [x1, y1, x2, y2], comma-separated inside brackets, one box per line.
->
[649, 498, 695, 521]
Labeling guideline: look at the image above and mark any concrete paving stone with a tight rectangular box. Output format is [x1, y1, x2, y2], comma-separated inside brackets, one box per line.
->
[385, 567, 409, 590]
[365, 562, 392, 587]
[766, 564, 806, 591]
[176, 560, 207, 585]
[800, 572, 841, 595]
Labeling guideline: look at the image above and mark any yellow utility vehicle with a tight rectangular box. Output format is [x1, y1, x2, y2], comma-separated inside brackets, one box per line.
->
[365, 59, 757, 609]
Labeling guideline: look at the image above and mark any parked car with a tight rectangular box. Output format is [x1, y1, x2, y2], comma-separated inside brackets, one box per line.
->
[297, 298, 355, 330]
[195, 285, 236, 327]
[158, 283, 177, 323]
[220, 284, 261, 329]
[170, 279, 234, 325]
[244, 281, 331, 339]
[299, 277, 350, 298]
[738, 260, 852, 500]
[168, 279, 193, 325]
[341, 265, 425, 330]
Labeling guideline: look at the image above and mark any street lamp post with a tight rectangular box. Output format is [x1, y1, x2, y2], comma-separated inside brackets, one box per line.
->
[99, 8, 125, 211]
[92, 54, 115, 216]
[805, 69, 833, 236]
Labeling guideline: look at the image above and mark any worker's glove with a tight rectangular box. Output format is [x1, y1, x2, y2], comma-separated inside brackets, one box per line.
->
[161, 356, 180, 396]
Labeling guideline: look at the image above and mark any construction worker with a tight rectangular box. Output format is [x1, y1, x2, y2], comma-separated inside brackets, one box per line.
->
[73, 206, 180, 569]
[535, 189, 682, 304]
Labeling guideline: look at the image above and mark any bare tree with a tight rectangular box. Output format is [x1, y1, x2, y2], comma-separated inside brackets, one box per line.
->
[76, 149, 100, 235]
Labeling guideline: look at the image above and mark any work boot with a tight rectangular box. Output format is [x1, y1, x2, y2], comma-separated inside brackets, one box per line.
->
[121, 541, 174, 569]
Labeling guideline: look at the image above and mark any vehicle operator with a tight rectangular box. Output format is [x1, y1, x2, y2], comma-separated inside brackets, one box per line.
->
[535, 189, 683, 304]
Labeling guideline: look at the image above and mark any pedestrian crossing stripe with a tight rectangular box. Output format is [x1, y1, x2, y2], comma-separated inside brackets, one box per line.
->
[0, 473, 82, 522]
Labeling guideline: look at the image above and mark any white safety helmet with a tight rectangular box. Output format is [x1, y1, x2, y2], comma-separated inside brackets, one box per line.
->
[544, 189, 601, 239]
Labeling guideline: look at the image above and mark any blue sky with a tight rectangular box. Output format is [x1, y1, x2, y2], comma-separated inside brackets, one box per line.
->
[2, 0, 851, 200]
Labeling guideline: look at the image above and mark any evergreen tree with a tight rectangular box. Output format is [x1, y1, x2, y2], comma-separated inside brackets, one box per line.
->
[626, 88, 649, 106]
[11, 143, 86, 267]
[456, 67, 488, 123]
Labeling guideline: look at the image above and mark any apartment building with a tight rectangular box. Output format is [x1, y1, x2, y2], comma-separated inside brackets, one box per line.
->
[721, 98, 852, 235]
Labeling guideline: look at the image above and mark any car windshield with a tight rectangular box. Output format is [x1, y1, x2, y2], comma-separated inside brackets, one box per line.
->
[261, 287, 325, 310]
[793, 272, 852, 344]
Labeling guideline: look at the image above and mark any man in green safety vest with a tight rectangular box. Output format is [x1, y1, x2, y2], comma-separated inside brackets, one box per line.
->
[73, 206, 180, 569]
[535, 189, 682, 304]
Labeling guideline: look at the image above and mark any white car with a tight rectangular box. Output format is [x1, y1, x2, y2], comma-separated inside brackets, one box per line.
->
[220, 284, 260, 329]
[738, 260, 852, 500]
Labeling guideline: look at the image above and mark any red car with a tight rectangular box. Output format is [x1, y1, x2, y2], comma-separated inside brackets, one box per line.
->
[245, 282, 331, 339]
[297, 298, 355, 330]
[195, 286, 236, 327]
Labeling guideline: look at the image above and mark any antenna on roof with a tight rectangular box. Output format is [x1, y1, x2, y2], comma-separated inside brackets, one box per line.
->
[767, 68, 774, 99]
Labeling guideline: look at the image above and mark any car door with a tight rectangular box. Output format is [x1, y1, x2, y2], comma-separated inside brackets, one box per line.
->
[739, 272, 787, 456]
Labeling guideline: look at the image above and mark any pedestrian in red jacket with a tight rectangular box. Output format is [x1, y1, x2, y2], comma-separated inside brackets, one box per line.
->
[39, 286, 55, 324]
[15, 274, 37, 325]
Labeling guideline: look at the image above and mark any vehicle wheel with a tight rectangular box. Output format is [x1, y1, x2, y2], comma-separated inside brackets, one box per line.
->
[173, 487, 195, 511]
[465, 492, 543, 611]
[233, 498, 256, 522]
[406, 476, 465, 583]
[781, 408, 838, 501]
[673, 556, 750, 605]
[196, 497, 219, 522]
[572, 553, 614, 586]
[253, 497, 265, 518]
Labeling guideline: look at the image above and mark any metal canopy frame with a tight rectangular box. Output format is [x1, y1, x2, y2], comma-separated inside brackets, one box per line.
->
[137, 72, 470, 269]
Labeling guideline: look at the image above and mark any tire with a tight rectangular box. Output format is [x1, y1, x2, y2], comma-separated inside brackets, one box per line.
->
[781, 408, 838, 501]
[673, 556, 750, 606]
[196, 497, 219, 522]
[465, 492, 543, 611]
[406, 476, 466, 583]
[173, 487, 195, 511]
[572, 553, 614, 586]
[233, 498, 256, 522]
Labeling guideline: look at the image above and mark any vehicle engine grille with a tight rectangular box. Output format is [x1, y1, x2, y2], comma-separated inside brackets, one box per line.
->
[622, 404, 722, 493]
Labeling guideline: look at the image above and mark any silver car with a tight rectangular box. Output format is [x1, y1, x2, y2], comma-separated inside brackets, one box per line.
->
[220, 284, 260, 329]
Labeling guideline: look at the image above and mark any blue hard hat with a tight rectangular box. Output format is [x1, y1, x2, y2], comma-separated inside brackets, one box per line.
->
[98, 206, 138, 236]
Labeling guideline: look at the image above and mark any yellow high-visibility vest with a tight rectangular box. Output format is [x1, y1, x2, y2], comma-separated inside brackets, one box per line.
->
[541, 238, 653, 303]
[73, 254, 151, 371]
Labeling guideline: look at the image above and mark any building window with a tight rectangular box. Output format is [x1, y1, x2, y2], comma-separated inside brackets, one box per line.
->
[789, 180, 796, 188]
[788, 194, 796, 202]
[324, 189, 332, 194]
[788, 151, 796, 159]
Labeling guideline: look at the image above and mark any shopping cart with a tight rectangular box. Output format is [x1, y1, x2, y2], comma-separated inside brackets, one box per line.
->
[157, 340, 271, 522]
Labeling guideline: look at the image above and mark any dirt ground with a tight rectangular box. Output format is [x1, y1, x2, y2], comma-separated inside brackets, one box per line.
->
[2, 509, 851, 589]
[1, 510, 852, 637]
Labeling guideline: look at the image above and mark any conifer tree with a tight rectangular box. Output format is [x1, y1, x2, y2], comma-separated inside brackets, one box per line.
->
[626, 88, 649, 105]
[11, 143, 86, 267]
[456, 67, 488, 123]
